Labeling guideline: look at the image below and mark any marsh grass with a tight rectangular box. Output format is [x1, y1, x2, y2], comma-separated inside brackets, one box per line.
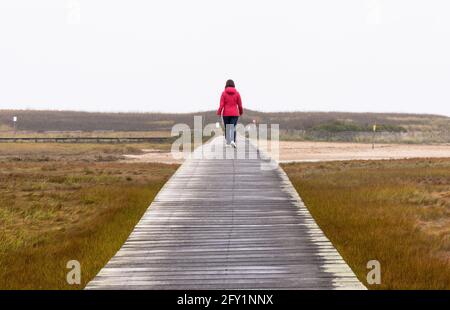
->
[0, 142, 172, 163]
[282, 158, 450, 289]
[0, 160, 178, 289]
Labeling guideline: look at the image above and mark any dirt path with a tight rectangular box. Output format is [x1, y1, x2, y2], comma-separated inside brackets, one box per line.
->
[123, 142, 450, 164]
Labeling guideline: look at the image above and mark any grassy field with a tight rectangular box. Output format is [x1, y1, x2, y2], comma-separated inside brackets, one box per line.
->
[0, 142, 172, 163]
[282, 159, 450, 289]
[0, 143, 178, 289]
[2, 140, 449, 290]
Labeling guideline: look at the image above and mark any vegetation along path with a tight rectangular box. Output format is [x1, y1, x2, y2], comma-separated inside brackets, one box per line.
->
[86, 137, 365, 289]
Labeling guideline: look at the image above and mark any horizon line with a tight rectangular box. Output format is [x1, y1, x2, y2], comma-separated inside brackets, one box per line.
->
[0, 108, 448, 118]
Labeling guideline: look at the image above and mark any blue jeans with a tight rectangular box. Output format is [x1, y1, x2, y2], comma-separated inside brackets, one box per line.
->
[222, 116, 239, 144]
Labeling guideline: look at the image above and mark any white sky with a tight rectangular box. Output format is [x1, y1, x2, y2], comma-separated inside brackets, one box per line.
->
[0, 0, 450, 115]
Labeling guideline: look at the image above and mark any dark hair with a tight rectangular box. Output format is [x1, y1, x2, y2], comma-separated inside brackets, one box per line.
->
[225, 79, 235, 88]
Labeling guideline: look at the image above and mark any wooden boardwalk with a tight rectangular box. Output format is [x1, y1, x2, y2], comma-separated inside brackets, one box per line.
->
[86, 137, 365, 290]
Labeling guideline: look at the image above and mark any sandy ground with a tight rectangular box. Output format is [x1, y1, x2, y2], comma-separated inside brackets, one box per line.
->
[123, 142, 450, 164]
[276, 141, 450, 163]
[123, 148, 184, 164]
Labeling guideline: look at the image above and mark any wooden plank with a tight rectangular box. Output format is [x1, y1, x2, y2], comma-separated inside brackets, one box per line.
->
[86, 136, 365, 290]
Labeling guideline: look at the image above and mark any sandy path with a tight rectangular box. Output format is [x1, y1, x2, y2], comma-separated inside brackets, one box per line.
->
[122, 142, 450, 164]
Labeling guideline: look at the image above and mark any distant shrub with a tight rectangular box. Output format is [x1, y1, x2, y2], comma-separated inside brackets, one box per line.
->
[376, 124, 407, 132]
[312, 121, 367, 132]
[312, 121, 407, 133]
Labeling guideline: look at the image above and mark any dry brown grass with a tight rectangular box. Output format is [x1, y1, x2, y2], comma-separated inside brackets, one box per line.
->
[0, 142, 172, 163]
[0, 144, 178, 289]
[282, 158, 450, 289]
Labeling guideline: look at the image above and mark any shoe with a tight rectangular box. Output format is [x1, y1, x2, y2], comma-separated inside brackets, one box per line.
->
[230, 141, 237, 148]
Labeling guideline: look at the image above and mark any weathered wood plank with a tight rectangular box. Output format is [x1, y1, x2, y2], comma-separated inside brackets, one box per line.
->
[86, 137, 365, 290]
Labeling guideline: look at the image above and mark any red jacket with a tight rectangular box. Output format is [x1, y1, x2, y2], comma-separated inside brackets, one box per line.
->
[216, 87, 243, 116]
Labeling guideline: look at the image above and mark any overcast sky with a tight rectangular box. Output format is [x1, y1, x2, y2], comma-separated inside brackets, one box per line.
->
[0, 1, 449, 115]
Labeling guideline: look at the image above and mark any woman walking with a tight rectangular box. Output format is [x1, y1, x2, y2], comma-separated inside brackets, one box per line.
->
[216, 79, 243, 148]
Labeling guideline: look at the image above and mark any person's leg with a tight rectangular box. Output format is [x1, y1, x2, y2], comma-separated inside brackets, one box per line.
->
[222, 116, 227, 141]
[231, 116, 239, 143]
[222, 116, 231, 144]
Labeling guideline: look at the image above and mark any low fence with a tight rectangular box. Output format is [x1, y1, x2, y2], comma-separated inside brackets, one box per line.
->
[0, 137, 173, 143]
